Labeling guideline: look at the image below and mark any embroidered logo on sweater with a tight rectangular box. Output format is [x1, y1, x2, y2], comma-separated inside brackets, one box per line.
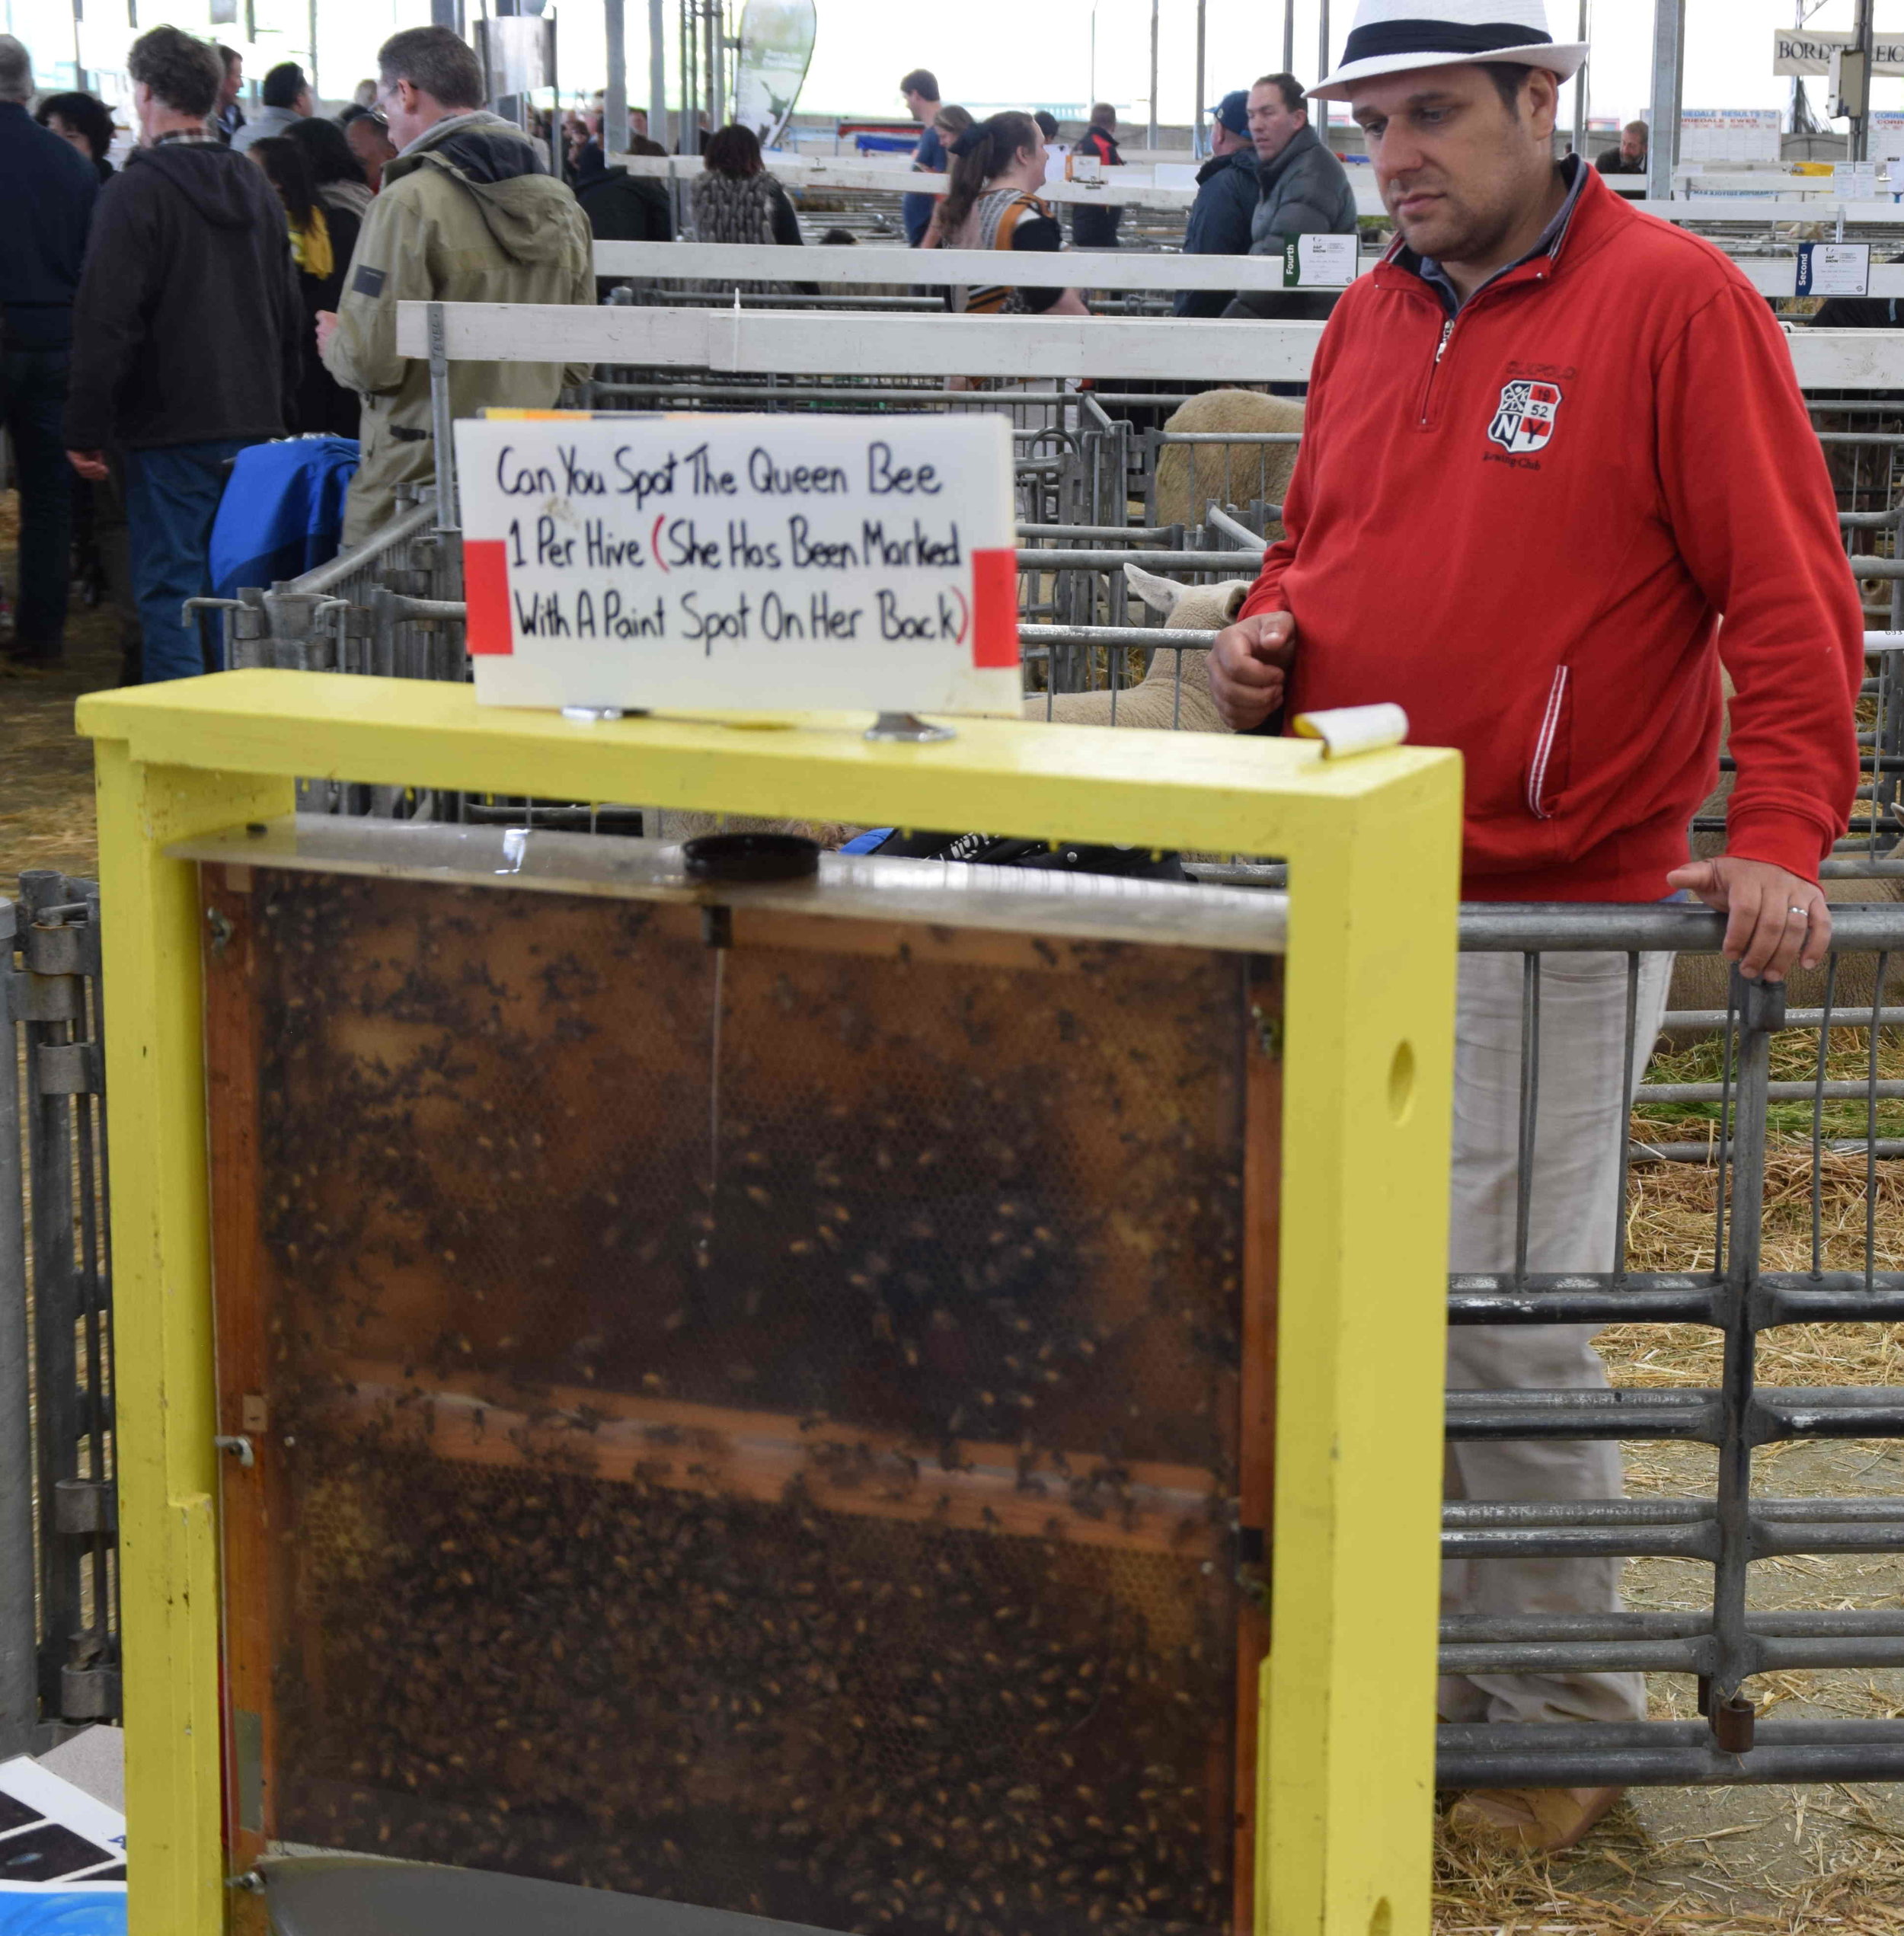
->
[1487, 379, 1562, 455]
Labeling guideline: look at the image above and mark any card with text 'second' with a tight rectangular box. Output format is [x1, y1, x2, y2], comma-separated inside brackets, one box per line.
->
[455, 413, 1021, 717]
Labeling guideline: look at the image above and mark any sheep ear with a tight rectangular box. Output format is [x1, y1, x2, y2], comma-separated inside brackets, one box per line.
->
[1123, 561, 1181, 617]
[1219, 581, 1249, 621]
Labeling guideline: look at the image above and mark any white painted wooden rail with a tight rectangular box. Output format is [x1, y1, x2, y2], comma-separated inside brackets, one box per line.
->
[397, 300, 1904, 388]
[612, 152, 1904, 225]
[609, 151, 1207, 212]
[593, 239, 1904, 305]
[1739, 260, 1904, 300]
[589, 239, 1342, 293]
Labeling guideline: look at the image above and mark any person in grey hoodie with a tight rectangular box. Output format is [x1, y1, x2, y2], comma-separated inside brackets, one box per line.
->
[317, 25, 593, 545]
[1220, 72, 1359, 323]
[231, 60, 311, 153]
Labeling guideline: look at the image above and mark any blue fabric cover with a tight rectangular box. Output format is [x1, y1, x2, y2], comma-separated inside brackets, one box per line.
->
[0, 1894, 125, 1934]
[208, 436, 359, 602]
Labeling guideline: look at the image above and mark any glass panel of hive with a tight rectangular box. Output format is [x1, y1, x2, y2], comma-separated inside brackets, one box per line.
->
[203, 858, 1273, 1936]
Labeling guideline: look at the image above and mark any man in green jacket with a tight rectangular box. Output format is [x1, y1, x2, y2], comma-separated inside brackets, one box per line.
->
[317, 24, 593, 546]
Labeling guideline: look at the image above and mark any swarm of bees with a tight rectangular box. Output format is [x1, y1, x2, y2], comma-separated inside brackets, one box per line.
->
[280, 1455, 1235, 1934]
[243, 871, 1262, 1936]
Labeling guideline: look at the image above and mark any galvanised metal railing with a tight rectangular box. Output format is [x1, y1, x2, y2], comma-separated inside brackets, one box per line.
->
[1, 874, 117, 1752]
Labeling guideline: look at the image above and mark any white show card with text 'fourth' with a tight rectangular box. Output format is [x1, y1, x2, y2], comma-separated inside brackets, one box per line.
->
[455, 413, 1021, 717]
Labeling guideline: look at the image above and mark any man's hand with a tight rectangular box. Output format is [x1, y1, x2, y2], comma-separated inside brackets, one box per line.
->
[315, 310, 338, 357]
[1664, 856, 1831, 983]
[65, 450, 108, 482]
[1206, 611, 1297, 733]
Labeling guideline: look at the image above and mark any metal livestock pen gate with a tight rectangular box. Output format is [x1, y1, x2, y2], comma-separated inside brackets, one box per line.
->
[15, 292, 1904, 1826]
[278, 296, 1904, 1794]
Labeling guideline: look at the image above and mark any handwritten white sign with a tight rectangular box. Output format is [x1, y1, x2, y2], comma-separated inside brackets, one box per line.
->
[456, 414, 1021, 715]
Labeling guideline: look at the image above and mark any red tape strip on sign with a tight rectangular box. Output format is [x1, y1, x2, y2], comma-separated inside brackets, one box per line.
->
[463, 539, 513, 656]
[970, 547, 1017, 669]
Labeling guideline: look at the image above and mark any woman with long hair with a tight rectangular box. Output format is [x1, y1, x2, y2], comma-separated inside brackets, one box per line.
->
[914, 104, 973, 247]
[690, 123, 805, 248]
[248, 137, 361, 437]
[281, 113, 373, 217]
[933, 110, 1085, 316]
[689, 123, 811, 296]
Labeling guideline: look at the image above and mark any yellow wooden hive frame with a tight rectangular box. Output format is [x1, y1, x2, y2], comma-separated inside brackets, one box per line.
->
[78, 670, 1462, 1936]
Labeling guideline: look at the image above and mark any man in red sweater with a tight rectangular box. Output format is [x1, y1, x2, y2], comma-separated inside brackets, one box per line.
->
[1208, 0, 1863, 1855]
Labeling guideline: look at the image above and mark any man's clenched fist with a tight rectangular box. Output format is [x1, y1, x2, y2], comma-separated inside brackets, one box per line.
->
[1206, 611, 1297, 733]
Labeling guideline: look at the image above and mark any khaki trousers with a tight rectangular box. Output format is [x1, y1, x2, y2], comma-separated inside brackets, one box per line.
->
[1439, 947, 1673, 1727]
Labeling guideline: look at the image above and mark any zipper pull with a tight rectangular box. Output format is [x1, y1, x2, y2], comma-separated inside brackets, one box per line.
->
[1434, 318, 1455, 364]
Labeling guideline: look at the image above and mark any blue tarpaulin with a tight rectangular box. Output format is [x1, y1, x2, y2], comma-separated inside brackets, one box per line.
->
[0, 1894, 124, 1934]
[207, 436, 359, 605]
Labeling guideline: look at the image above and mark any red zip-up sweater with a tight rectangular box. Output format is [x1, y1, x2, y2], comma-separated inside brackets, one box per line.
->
[1239, 164, 1863, 900]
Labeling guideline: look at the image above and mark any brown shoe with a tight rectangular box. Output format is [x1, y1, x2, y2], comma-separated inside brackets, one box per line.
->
[1445, 1784, 1622, 1853]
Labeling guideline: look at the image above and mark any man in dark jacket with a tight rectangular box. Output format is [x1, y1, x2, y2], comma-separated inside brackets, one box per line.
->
[65, 25, 301, 683]
[576, 132, 674, 254]
[1593, 118, 1647, 175]
[212, 45, 244, 144]
[1221, 72, 1359, 322]
[899, 68, 944, 248]
[0, 34, 99, 666]
[1176, 90, 1259, 318]
[1070, 101, 1124, 250]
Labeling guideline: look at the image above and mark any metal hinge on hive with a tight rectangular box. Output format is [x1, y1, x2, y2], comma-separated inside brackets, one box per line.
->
[34, 1042, 101, 1094]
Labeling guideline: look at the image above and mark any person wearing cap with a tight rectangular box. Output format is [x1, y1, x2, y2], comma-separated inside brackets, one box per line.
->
[1174, 90, 1260, 318]
[1220, 73, 1359, 322]
[1206, 0, 1862, 1855]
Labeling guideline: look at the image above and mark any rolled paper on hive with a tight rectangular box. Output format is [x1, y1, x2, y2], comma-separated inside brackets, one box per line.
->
[1291, 701, 1409, 759]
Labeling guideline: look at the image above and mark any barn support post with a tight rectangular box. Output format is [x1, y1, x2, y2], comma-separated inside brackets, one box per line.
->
[605, 0, 628, 155]
[649, 0, 669, 154]
[1572, 0, 1589, 158]
[1647, 0, 1684, 201]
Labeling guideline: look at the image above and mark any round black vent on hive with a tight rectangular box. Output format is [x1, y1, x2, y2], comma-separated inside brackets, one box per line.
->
[682, 833, 821, 883]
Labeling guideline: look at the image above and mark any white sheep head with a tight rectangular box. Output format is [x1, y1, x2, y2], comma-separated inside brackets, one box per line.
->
[1123, 562, 1252, 634]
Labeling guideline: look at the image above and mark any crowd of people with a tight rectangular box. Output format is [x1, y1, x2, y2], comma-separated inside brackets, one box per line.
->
[887, 69, 1363, 320]
[0, 0, 1879, 1869]
[1, 23, 597, 680]
[0, 21, 1743, 688]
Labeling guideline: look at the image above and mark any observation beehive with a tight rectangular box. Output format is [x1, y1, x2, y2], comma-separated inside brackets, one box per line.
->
[78, 671, 1458, 1936]
[203, 835, 1276, 1936]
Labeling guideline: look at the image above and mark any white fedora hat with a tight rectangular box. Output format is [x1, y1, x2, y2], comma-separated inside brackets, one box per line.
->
[1309, 0, 1586, 99]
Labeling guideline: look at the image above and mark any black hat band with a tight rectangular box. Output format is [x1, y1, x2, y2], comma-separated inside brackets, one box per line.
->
[1338, 17, 1554, 65]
